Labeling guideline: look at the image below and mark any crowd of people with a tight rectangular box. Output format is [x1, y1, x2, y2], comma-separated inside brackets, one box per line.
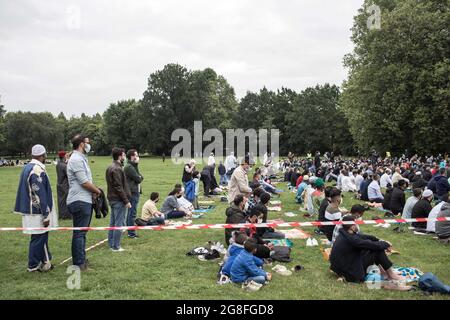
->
[0, 158, 26, 167]
[280, 151, 450, 286]
[12, 140, 450, 292]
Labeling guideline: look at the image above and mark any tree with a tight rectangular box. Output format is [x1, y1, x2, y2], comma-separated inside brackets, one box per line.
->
[103, 99, 140, 151]
[137, 64, 239, 155]
[286, 84, 353, 155]
[3, 112, 62, 156]
[0, 104, 5, 148]
[341, 0, 450, 155]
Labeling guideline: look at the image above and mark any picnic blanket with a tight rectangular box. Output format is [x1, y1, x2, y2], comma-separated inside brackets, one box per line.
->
[278, 228, 310, 239]
[266, 239, 294, 248]
[192, 205, 216, 214]
[392, 267, 424, 283]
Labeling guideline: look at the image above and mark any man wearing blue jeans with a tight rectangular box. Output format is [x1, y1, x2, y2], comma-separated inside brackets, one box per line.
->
[124, 149, 144, 239]
[67, 135, 101, 271]
[106, 147, 132, 252]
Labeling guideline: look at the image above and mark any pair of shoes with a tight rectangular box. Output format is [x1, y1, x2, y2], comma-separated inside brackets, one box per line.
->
[314, 229, 324, 235]
[27, 262, 43, 273]
[111, 247, 125, 252]
[306, 238, 318, 246]
[198, 249, 220, 261]
[242, 280, 263, 291]
[27, 261, 54, 273]
[217, 274, 231, 285]
[127, 234, 139, 239]
[271, 264, 292, 276]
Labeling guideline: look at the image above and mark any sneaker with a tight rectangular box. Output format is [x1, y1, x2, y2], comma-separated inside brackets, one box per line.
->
[127, 234, 139, 239]
[311, 238, 319, 246]
[242, 280, 263, 292]
[40, 262, 54, 272]
[306, 238, 313, 246]
[217, 274, 231, 285]
[202, 249, 221, 261]
[111, 247, 125, 252]
[27, 262, 42, 273]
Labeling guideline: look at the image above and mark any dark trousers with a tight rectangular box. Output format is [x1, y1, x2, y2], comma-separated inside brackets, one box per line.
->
[127, 193, 140, 237]
[28, 232, 51, 269]
[201, 174, 211, 196]
[165, 211, 186, 219]
[146, 217, 165, 225]
[362, 249, 393, 271]
[370, 198, 384, 204]
[68, 201, 93, 266]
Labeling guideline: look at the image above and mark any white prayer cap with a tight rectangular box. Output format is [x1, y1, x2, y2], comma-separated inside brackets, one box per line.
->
[31, 144, 46, 156]
[423, 189, 433, 198]
[416, 171, 422, 175]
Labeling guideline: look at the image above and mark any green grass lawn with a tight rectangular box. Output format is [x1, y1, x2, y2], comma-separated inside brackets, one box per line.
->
[0, 156, 449, 300]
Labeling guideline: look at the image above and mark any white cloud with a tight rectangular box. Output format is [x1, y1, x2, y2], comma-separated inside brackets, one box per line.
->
[0, 0, 364, 115]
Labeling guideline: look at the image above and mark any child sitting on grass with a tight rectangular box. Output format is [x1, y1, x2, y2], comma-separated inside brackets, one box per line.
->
[222, 232, 264, 277]
[230, 238, 271, 285]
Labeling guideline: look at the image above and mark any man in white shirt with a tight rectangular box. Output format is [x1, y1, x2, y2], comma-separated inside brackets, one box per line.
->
[380, 169, 393, 188]
[224, 152, 237, 173]
[368, 174, 384, 203]
[207, 153, 216, 167]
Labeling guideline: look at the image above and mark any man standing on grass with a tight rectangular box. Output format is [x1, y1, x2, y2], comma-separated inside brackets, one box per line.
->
[106, 147, 131, 252]
[56, 150, 71, 220]
[15, 144, 58, 272]
[124, 149, 144, 239]
[67, 134, 101, 271]
[228, 156, 253, 203]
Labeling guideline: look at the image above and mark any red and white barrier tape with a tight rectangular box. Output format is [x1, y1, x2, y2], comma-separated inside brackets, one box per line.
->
[1, 217, 449, 232]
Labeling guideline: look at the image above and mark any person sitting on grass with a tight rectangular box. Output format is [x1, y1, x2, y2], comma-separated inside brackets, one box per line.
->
[295, 174, 309, 204]
[436, 199, 450, 243]
[323, 188, 345, 241]
[402, 188, 422, 219]
[230, 238, 272, 285]
[160, 186, 192, 220]
[330, 216, 405, 283]
[225, 194, 248, 245]
[331, 204, 367, 244]
[368, 174, 384, 203]
[390, 179, 407, 216]
[317, 186, 333, 235]
[305, 178, 325, 218]
[251, 192, 285, 239]
[411, 189, 434, 230]
[221, 232, 264, 278]
[140, 192, 166, 225]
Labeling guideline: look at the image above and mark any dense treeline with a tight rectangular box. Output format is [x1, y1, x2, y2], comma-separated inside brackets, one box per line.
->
[0, 68, 353, 157]
[0, 0, 448, 157]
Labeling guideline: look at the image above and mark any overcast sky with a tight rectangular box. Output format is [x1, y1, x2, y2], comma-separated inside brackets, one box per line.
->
[0, 0, 364, 116]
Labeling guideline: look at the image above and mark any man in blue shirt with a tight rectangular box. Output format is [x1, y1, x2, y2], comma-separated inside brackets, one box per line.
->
[368, 174, 384, 203]
[67, 134, 101, 271]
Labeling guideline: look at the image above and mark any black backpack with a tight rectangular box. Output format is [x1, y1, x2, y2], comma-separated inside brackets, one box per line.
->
[271, 246, 292, 263]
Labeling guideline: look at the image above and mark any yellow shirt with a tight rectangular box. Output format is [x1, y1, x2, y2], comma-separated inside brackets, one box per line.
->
[141, 200, 159, 221]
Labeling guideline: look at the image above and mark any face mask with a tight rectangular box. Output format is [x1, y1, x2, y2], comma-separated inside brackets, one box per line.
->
[84, 143, 91, 154]
[134, 156, 140, 163]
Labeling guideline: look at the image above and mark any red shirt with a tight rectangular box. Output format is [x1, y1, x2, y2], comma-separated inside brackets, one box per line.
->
[296, 176, 303, 188]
